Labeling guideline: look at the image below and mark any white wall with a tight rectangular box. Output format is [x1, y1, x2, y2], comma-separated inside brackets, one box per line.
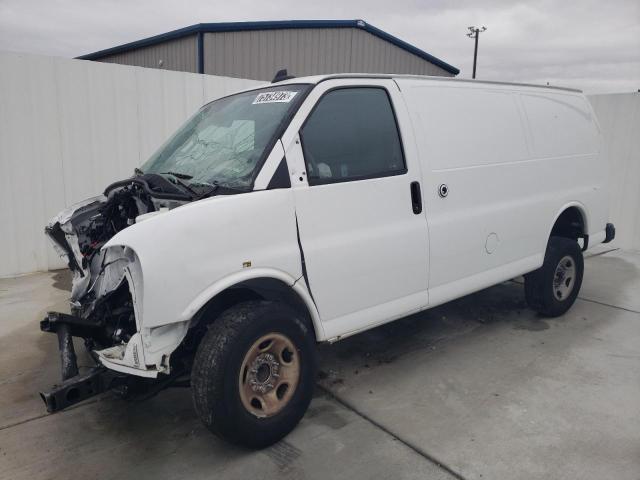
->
[588, 92, 640, 251]
[0, 51, 263, 277]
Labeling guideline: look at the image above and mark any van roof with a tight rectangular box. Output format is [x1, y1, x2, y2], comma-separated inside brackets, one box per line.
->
[274, 73, 583, 94]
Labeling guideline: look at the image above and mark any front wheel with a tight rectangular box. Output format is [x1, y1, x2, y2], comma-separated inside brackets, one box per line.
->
[191, 301, 317, 448]
[525, 236, 584, 317]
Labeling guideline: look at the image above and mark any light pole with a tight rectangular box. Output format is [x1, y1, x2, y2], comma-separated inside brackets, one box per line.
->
[467, 26, 487, 79]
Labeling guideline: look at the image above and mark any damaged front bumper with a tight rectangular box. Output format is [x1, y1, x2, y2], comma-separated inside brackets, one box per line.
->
[40, 366, 127, 413]
[40, 312, 128, 412]
[39, 311, 164, 412]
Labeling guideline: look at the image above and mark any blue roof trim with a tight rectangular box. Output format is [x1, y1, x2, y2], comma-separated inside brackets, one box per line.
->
[76, 20, 459, 75]
[359, 22, 459, 75]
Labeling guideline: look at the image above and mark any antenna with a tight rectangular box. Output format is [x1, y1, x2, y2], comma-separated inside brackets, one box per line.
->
[271, 69, 295, 83]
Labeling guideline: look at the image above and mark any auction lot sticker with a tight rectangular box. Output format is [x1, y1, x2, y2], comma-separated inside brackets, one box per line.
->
[253, 91, 298, 104]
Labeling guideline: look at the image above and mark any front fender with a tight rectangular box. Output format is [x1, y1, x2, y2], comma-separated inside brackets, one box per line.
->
[104, 189, 303, 330]
[180, 267, 325, 341]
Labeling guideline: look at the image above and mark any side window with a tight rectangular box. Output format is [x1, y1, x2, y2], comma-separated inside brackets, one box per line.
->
[300, 88, 406, 185]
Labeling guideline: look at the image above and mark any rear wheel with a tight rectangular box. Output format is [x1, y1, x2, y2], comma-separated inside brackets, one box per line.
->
[525, 236, 584, 317]
[191, 301, 316, 448]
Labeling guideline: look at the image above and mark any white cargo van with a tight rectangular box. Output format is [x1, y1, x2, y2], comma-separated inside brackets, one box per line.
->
[41, 74, 615, 447]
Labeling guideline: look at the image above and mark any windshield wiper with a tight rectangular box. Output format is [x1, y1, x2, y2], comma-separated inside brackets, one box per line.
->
[137, 170, 246, 199]
[159, 171, 193, 180]
[197, 180, 250, 198]
[157, 171, 200, 197]
[134, 167, 144, 176]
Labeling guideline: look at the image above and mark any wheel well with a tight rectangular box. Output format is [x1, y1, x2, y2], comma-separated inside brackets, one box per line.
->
[551, 207, 586, 241]
[178, 278, 317, 356]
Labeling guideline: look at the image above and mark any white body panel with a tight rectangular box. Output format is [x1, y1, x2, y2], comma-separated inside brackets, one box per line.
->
[104, 189, 306, 329]
[85, 74, 608, 376]
[101, 189, 316, 373]
[394, 78, 608, 305]
[283, 79, 430, 339]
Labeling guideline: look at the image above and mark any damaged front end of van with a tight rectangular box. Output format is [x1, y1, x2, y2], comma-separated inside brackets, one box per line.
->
[38, 82, 310, 413]
[39, 170, 257, 413]
[40, 174, 194, 412]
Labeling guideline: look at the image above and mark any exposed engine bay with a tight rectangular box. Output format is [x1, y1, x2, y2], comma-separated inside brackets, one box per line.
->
[45, 173, 197, 349]
[40, 173, 251, 412]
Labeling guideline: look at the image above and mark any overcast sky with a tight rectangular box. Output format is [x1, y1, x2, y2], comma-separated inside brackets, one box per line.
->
[1, 0, 638, 93]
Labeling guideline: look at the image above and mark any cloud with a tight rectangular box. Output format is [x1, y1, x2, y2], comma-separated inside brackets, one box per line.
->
[0, 0, 638, 93]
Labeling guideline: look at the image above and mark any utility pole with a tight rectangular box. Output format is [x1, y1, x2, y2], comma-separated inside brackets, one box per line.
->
[467, 26, 487, 79]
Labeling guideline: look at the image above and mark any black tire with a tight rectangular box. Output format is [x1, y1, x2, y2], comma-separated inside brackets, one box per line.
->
[524, 236, 584, 317]
[191, 300, 317, 448]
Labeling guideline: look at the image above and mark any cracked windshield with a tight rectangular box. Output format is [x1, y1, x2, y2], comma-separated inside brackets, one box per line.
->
[141, 84, 308, 188]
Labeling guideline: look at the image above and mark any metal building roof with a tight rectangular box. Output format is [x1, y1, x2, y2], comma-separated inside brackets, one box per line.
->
[76, 19, 460, 75]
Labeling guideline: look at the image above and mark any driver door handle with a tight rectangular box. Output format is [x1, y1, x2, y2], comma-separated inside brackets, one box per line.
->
[410, 181, 422, 214]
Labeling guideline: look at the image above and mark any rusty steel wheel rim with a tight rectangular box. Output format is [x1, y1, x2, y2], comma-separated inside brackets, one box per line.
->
[238, 333, 300, 418]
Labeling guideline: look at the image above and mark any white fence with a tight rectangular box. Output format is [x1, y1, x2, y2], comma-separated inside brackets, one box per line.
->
[0, 51, 638, 277]
[588, 92, 640, 252]
[0, 51, 262, 277]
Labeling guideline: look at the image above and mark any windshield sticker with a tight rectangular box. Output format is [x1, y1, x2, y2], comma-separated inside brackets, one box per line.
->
[252, 91, 298, 104]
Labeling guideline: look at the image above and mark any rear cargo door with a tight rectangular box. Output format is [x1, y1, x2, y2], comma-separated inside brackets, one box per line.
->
[285, 79, 429, 339]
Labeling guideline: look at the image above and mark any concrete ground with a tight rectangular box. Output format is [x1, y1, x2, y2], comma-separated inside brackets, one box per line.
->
[0, 248, 638, 480]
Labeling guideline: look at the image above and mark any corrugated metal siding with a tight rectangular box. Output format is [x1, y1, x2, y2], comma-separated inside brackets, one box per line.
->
[99, 35, 198, 73]
[350, 29, 450, 76]
[202, 28, 453, 80]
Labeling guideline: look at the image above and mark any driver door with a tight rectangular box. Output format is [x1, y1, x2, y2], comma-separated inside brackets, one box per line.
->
[284, 79, 430, 339]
